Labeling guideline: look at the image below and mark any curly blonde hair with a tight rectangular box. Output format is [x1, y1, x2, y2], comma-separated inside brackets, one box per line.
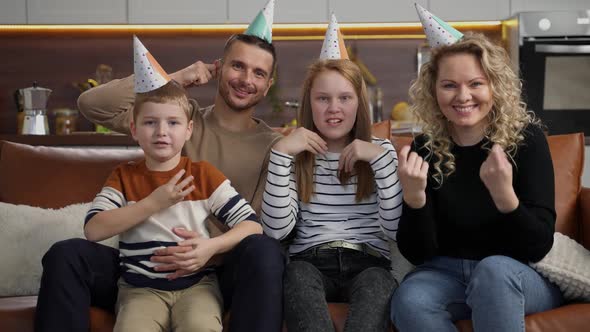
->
[409, 32, 538, 186]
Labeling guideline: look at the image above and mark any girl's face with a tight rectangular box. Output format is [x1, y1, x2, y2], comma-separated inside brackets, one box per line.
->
[310, 70, 358, 152]
[436, 52, 493, 143]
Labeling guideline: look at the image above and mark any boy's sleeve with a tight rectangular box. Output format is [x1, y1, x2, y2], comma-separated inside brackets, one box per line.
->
[84, 167, 127, 225]
[203, 163, 257, 228]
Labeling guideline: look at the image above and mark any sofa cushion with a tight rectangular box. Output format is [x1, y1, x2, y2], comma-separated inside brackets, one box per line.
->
[0, 202, 118, 296]
[0, 141, 143, 209]
[530, 232, 590, 302]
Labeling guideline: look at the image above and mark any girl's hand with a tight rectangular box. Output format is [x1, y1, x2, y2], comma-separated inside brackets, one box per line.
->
[480, 144, 519, 213]
[146, 169, 195, 211]
[339, 139, 385, 173]
[398, 145, 429, 208]
[273, 127, 328, 156]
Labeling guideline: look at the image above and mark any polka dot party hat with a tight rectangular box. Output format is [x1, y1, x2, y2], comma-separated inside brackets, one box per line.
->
[319, 13, 349, 60]
[133, 35, 171, 93]
[244, 0, 275, 43]
[415, 3, 463, 48]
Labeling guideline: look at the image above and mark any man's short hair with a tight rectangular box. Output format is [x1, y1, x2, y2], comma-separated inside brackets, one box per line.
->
[223, 34, 277, 75]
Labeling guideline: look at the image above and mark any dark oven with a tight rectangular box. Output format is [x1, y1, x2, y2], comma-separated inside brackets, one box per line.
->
[508, 11, 590, 136]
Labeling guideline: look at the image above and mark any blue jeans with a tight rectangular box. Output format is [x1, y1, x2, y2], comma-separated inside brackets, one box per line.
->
[390, 255, 563, 332]
[284, 247, 395, 332]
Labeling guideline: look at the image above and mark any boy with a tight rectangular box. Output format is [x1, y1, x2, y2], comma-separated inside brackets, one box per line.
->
[84, 37, 262, 331]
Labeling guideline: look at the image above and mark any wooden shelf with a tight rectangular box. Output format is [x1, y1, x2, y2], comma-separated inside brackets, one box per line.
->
[0, 134, 137, 146]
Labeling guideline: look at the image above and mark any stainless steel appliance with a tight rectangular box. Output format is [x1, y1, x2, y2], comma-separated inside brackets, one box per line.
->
[15, 83, 52, 135]
[507, 10, 590, 135]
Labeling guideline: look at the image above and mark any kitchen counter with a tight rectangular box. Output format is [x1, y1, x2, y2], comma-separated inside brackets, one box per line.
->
[0, 134, 137, 147]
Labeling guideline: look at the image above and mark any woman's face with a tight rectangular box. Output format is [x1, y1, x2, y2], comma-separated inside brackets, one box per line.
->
[435, 52, 493, 142]
[310, 70, 358, 151]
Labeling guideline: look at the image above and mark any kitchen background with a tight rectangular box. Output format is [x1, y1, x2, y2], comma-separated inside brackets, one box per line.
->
[2, 0, 590, 185]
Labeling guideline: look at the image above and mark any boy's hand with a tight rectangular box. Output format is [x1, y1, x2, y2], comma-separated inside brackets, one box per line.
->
[167, 228, 218, 280]
[339, 139, 385, 173]
[151, 228, 222, 278]
[169, 60, 219, 88]
[273, 127, 328, 156]
[147, 169, 195, 211]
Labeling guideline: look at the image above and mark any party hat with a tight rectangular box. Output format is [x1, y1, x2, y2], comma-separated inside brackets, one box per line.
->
[133, 35, 170, 93]
[244, 0, 275, 43]
[415, 3, 463, 48]
[319, 13, 349, 60]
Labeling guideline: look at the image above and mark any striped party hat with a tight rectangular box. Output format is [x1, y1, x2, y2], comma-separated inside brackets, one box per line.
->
[415, 3, 463, 48]
[244, 0, 275, 43]
[133, 36, 170, 93]
[319, 13, 349, 60]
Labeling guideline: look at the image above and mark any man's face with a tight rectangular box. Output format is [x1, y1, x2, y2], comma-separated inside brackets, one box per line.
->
[218, 41, 274, 112]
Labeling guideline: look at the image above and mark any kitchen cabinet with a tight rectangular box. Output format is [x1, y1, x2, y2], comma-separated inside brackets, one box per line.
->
[511, 0, 590, 15]
[128, 0, 227, 24]
[0, 0, 26, 24]
[229, 0, 327, 23]
[330, 0, 427, 23]
[27, 0, 127, 24]
[430, 0, 510, 21]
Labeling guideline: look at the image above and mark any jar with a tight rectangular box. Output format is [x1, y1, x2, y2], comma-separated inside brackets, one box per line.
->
[54, 109, 78, 135]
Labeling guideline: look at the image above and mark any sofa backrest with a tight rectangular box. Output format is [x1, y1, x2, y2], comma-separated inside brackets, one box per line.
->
[0, 121, 585, 242]
[0, 141, 143, 208]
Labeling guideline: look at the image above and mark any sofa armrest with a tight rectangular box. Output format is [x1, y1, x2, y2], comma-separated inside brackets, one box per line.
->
[578, 187, 590, 250]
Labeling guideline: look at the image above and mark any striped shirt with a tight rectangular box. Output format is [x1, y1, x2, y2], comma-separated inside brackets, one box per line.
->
[261, 137, 403, 258]
[85, 156, 256, 290]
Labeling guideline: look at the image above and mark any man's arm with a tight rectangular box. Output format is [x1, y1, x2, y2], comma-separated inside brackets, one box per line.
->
[77, 60, 218, 135]
[77, 76, 135, 135]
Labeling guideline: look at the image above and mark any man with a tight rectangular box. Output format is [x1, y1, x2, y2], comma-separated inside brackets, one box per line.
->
[35, 1, 285, 331]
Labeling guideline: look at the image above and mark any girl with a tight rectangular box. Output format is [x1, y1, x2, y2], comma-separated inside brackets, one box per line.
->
[261, 59, 405, 332]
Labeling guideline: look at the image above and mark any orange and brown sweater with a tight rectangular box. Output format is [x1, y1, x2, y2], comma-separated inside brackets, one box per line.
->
[85, 156, 256, 290]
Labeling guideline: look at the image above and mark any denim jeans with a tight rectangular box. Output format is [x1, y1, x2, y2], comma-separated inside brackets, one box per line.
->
[390, 255, 564, 332]
[284, 247, 396, 332]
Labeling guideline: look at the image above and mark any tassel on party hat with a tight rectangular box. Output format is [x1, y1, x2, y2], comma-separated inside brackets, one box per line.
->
[415, 3, 463, 48]
[133, 36, 170, 93]
[319, 13, 349, 60]
[244, 0, 275, 43]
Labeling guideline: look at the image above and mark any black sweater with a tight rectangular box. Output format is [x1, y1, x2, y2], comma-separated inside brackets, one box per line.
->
[397, 124, 556, 265]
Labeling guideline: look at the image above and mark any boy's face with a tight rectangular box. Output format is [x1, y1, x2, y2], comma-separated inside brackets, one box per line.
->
[218, 40, 274, 112]
[131, 102, 193, 168]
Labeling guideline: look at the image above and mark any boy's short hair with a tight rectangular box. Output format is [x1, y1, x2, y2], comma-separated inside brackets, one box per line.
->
[133, 80, 191, 122]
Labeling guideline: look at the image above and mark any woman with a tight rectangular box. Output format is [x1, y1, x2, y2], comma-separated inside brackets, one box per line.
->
[389, 31, 564, 331]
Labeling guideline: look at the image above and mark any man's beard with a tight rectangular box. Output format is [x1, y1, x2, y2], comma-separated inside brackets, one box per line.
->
[219, 81, 264, 112]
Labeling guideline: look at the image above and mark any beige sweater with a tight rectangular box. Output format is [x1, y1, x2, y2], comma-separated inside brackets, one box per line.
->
[77, 75, 281, 215]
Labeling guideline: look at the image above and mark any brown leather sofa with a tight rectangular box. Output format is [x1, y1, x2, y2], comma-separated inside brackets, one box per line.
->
[0, 120, 589, 332]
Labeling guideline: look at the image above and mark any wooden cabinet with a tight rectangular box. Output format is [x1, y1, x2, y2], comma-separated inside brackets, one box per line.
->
[511, 0, 590, 16]
[430, 0, 510, 21]
[228, 0, 328, 24]
[2, 0, 589, 26]
[0, 0, 26, 24]
[27, 0, 126, 24]
[330, 0, 427, 23]
[128, 0, 227, 24]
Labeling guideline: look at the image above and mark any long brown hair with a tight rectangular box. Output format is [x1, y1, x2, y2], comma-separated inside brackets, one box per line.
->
[296, 59, 374, 203]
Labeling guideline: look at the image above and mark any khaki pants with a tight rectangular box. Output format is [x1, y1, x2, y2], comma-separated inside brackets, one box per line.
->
[114, 274, 223, 332]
